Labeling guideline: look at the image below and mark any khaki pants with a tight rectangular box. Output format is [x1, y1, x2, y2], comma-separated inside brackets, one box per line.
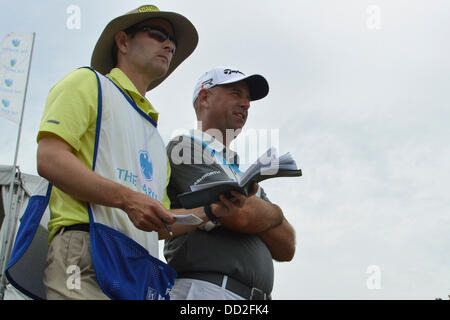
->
[43, 228, 109, 300]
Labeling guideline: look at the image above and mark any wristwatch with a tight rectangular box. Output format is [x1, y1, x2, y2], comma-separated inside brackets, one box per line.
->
[203, 204, 221, 224]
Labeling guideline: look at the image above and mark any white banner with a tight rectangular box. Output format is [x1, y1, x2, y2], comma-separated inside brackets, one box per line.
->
[0, 33, 34, 124]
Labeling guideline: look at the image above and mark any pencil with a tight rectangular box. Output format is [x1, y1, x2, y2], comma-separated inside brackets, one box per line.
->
[164, 223, 173, 237]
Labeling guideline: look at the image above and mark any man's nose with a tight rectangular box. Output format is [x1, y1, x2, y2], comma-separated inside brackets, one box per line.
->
[240, 98, 250, 110]
[163, 39, 175, 55]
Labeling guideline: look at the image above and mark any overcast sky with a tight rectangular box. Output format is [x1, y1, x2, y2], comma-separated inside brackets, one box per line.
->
[1, 0, 449, 299]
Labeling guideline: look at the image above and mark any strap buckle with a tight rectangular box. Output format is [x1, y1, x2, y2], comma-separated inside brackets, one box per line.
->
[250, 287, 267, 300]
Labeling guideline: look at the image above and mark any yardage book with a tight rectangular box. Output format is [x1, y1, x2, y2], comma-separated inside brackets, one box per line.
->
[177, 147, 302, 209]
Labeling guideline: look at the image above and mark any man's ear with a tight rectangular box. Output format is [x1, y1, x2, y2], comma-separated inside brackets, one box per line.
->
[197, 89, 210, 109]
[114, 31, 129, 55]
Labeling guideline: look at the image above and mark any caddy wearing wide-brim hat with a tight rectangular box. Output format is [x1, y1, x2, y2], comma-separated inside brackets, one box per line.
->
[7, 5, 201, 300]
[91, 4, 198, 91]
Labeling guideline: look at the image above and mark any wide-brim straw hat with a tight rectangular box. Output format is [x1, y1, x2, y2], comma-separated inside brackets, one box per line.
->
[91, 4, 198, 91]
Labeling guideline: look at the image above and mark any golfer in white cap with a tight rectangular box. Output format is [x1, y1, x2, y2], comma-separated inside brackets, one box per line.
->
[164, 67, 296, 300]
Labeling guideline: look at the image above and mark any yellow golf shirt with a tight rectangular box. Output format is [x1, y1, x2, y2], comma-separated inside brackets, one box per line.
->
[38, 67, 171, 242]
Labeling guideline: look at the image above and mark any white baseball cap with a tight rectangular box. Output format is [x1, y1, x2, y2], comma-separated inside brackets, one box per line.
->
[192, 66, 269, 105]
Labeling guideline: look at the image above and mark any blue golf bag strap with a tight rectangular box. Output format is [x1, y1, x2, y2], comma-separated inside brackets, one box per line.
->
[4, 180, 52, 300]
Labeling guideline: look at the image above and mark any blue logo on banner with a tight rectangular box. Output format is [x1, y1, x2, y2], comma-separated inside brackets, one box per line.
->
[10, 59, 16, 67]
[5, 79, 13, 87]
[2, 99, 10, 107]
[12, 39, 20, 47]
[139, 150, 153, 182]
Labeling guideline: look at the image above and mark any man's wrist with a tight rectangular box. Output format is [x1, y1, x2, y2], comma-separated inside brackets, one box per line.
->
[204, 204, 221, 224]
[117, 184, 133, 211]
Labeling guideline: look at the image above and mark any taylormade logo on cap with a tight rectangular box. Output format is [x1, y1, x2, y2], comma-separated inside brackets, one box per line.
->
[193, 67, 247, 104]
[192, 66, 270, 105]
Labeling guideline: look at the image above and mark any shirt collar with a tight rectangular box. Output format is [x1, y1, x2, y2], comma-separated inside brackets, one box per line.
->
[106, 68, 159, 122]
[190, 129, 239, 165]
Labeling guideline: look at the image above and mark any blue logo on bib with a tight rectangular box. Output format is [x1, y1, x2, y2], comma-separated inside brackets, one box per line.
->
[139, 150, 153, 182]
